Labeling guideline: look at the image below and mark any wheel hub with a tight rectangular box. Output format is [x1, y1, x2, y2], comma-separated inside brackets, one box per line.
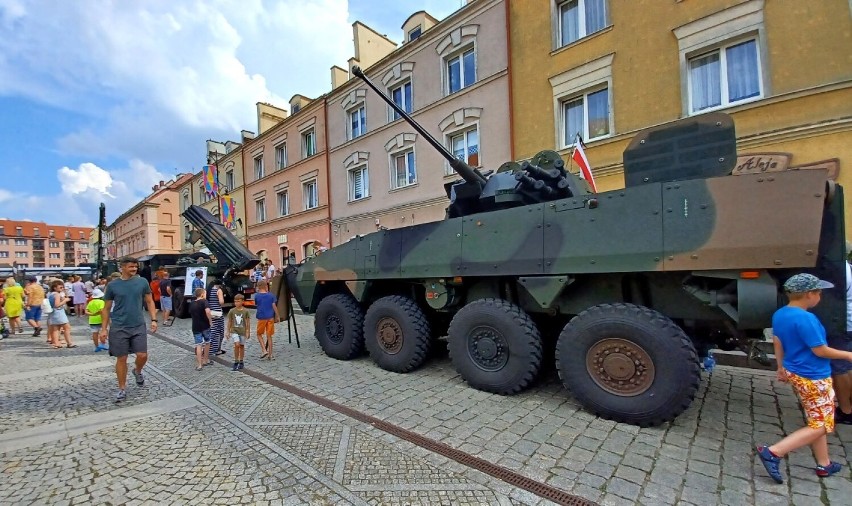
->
[468, 326, 508, 371]
[376, 317, 403, 354]
[325, 314, 344, 344]
[586, 338, 655, 396]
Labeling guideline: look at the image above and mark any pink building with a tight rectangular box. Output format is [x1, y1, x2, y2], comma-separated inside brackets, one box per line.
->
[0, 220, 92, 269]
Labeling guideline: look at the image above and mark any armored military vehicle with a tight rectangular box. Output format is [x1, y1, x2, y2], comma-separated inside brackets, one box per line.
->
[167, 205, 260, 318]
[287, 66, 846, 427]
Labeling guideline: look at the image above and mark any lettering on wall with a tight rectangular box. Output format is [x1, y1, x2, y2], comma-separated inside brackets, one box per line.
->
[732, 153, 792, 176]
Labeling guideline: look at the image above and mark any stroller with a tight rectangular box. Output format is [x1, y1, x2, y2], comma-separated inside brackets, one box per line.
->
[0, 306, 9, 340]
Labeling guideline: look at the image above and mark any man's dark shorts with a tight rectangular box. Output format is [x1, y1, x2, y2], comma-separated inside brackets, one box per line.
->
[24, 306, 42, 322]
[108, 325, 148, 357]
[828, 331, 852, 375]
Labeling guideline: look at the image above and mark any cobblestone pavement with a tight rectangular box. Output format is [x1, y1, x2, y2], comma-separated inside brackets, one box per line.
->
[151, 312, 852, 506]
[0, 319, 539, 505]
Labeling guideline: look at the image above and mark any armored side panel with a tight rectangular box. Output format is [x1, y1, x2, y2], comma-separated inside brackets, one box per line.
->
[623, 112, 736, 187]
[182, 205, 260, 271]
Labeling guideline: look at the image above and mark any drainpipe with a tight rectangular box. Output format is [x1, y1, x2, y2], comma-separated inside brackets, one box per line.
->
[322, 96, 334, 247]
[505, 0, 515, 161]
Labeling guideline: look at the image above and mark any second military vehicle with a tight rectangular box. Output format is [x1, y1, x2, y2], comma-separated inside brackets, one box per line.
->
[287, 66, 846, 427]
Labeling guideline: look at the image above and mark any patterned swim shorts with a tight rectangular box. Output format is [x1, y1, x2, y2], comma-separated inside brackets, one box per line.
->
[785, 370, 835, 433]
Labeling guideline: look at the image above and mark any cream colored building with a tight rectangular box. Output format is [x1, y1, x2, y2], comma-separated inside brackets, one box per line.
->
[326, 0, 511, 245]
[108, 174, 195, 258]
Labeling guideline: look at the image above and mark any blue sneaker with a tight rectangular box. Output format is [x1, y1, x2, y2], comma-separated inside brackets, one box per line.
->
[816, 462, 842, 477]
[757, 445, 784, 483]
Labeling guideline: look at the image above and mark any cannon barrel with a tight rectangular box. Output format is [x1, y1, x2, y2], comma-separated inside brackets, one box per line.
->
[182, 205, 260, 272]
[351, 65, 487, 186]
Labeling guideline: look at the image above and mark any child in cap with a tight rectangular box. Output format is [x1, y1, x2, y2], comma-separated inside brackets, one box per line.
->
[757, 273, 852, 483]
[226, 294, 251, 370]
[87, 288, 107, 352]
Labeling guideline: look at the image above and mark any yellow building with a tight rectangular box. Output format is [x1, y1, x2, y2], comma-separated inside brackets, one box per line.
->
[510, 0, 852, 221]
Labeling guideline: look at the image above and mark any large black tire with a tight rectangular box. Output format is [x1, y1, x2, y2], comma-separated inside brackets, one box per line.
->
[315, 294, 365, 360]
[448, 298, 542, 395]
[173, 286, 190, 319]
[364, 296, 431, 373]
[556, 303, 700, 427]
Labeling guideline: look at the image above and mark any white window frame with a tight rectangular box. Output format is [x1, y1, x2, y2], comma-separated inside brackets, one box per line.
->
[673, 0, 768, 116]
[559, 85, 611, 148]
[255, 198, 266, 223]
[549, 53, 614, 149]
[15, 238, 27, 246]
[446, 125, 481, 175]
[445, 45, 476, 95]
[277, 190, 290, 217]
[388, 80, 413, 121]
[225, 170, 235, 190]
[302, 129, 317, 158]
[347, 105, 367, 140]
[555, 0, 609, 49]
[390, 149, 417, 190]
[253, 155, 264, 180]
[275, 143, 287, 171]
[0, 252, 7, 258]
[408, 25, 422, 42]
[348, 164, 370, 202]
[302, 179, 319, 210]
[686, 37, 764, 114]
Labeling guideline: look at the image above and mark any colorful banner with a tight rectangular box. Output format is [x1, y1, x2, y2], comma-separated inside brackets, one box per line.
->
[202, 164, 218, 195]
[221, 195, 236, 228]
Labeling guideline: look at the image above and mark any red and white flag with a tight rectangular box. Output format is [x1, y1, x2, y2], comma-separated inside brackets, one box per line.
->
[572, 136, 597, 193]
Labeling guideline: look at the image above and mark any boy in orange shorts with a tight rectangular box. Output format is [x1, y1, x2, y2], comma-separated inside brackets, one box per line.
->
[253, 281, 280, 360]
[757, 273, 852, 483]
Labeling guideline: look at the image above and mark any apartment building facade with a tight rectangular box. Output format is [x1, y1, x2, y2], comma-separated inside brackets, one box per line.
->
[0, 219, 92, 269]
[242, 96, 331, 266]
[108, 173, 195, 258]
[509, 0, 852, 225]
[327, 0, 512, 245]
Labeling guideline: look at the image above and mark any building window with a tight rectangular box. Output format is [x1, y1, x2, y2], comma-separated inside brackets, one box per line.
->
[446, 47, 476, 94]
[275, 144, 287, 170]
[16, 227, 22, 237]
[277, 190, 290, 217]
[182, 192, 190, 210]
[291, 104, 300, 114]
[15, 251, 28, 258]
[389, 81, 412, 120]
[15, 239, 27, 246]
[391, 150, 416, 189]
[558, 0, 607, 47]
[688, 38, 762, 113]
[0, 226, 4, 235]
[303, 180, 318, 210]
[348, 165, 369, 201]
[0, 252, 7, 258]
[17, 263, 28, 268]
[561, 86, 610, 147]
[348, 106, 366, 140]
[449, 127, 480, 172]
[184, 225, 190, 243]
[33, 227, 40, 237]
[302, 129, 316, 158]
[225, 170, 235, 191]
[65, 230, 70, 239]
[49, 229, 55, 238]
[0, 239, 6, 245]
[253, 155, 264, 180]
[408, 25, 422, 42]
[255, 199, 266, 223]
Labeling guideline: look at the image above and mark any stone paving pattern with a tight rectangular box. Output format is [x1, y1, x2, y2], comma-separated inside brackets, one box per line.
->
[0, 319, 530, 505]
[153, 312, 852, 505]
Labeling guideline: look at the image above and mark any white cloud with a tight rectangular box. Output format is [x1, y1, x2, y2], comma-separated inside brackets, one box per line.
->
[0, 0, 353, 168]
[58, 163, 116, 197]
[0, 188, 13, 203]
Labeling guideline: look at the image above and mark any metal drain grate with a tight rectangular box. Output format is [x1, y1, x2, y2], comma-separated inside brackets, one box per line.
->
[155, 332, 596, 506]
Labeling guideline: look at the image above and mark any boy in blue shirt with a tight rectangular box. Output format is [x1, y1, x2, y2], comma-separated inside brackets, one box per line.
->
[757, 273, 852, 483]
[253, 280, 279, 360]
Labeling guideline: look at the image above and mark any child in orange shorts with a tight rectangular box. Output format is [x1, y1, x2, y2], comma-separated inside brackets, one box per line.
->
[253, 281, 280, 360]
[757, 273, 852, 483]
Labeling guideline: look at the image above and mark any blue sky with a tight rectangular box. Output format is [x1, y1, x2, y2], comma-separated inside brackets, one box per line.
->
[0, 0, 463, 226]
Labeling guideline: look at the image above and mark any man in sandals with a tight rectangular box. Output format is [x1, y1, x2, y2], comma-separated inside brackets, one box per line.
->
[99, 256, 158, 403]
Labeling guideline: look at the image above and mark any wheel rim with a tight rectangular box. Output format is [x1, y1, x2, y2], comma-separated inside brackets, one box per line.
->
[586, 338, 655, 396]
[325, 313, 345, 344]
[376, 317, 403, 355]
[467, 325, 509, 371]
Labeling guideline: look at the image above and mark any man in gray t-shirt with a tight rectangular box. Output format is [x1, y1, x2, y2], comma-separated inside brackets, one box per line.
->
[100, 257, 157, 403]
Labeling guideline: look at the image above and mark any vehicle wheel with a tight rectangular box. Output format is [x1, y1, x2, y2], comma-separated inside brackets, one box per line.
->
[315, 293, 364, 360]
[364, 296, 431, 373]
[448, 298, 542, 395]
[173, 287, 190, 319]
[556, 303, 700, 427]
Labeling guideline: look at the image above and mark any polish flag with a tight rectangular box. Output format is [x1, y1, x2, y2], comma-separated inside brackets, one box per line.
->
[572, 138, 597, 193]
